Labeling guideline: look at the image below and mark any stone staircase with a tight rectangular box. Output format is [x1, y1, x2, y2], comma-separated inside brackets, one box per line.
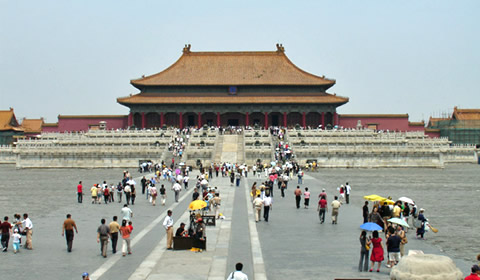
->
[236, 133, 245, 163]
[219, 135, 239, 163]
[213, 134, 224, 163]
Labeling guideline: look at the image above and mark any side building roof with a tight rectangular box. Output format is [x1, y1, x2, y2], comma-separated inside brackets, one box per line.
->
[0, 108, 23, 132]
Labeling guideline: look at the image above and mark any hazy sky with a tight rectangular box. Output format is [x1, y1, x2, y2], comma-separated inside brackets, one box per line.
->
[1, 0, 479, 123]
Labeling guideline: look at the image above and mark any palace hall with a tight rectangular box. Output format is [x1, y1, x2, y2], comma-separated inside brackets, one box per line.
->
[117, 44, 349, 129]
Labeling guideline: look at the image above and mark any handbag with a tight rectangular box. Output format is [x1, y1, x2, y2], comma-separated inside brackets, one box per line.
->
[365, 243, 370, 250]
[401, 236, 408, 244]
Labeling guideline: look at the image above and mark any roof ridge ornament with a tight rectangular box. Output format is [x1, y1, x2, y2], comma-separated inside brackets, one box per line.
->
[276, 43, 285, 53]
[183, 44, 191, 54]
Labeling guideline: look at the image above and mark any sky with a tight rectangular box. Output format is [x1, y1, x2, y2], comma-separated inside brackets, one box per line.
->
[1, 0, 479, 124]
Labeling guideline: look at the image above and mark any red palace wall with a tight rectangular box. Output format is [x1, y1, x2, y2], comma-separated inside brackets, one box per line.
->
[54, 116, 128, 132]
[339, 115, 415, 131]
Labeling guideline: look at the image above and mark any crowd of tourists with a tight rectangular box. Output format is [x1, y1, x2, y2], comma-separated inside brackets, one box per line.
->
[0, 213, 33, 253]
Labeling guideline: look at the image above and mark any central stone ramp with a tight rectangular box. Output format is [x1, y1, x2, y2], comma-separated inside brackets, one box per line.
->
[220, 135, 239, 163]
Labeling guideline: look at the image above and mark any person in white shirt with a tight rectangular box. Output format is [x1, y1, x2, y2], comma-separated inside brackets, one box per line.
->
[163, 210, 174, 250]
[172, 181, 182, 202]
[252, 195, 263, 222]
[226, 262, 248, 280]
[263, 194, 272, 222]
[22, 213, 33, 250]
[121, 204, 133, 221]
[345, 182, 352, 204]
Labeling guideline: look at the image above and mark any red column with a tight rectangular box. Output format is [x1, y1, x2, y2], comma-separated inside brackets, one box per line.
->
[198, 112, 202, 128]
[128, 112, 133, 127]
[264, 112, 268, 129]
[333, 112, 338, 126]
[179, 112, 183, 129]
[245, 112, 249, 127]
[302, 112, 306, 128]
[141, 112, 146, 129]
[160, 112, 165, 127]
[217, 112, 221, 127]
[283, 112, 287, 127]
[321, 112, 325, 128]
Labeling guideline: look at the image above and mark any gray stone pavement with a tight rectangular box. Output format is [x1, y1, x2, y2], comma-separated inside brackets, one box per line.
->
[0, 168, 473, 280]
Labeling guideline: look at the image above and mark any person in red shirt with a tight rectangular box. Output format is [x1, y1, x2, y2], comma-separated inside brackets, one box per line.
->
[77, 181, 83, 203]
[317, 196, 328, 224]
[1, 216, 13, 252]
[465, 265, 480, 280]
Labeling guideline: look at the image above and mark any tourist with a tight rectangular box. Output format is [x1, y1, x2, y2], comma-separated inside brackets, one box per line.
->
[119, 220, 132, 256]
[172, 181, 182, 202]
[130, 185, 136, 205]
[103, 185, 110, 204]
[175, 222, 187, 237]
[61, 214, 78, 253]
[97, 218, 110, 258]
[150, 184, 158, 206]
[109, 184, 115, 202]
[331, 196, 341, 224]
[363, 201, 369, 224]
[124, 184, 131, 205]
[1, 216, 12, 252]
[163, 210, 174, 250]
[318, 188, 327, 200]
[297, 169, 303, 184]
[465, 265, 480, 280]
[193, 218, 206, 251]
[141, 176, 147, 194]
[304, 187, 310, 209]
[263, 193, 272, 222]
[416, 208, 427, 239]
[369, 230, 384, 272]
[386, 227, 401, 268]
[359, 230, 371, 272]
[97, 183, 103, 204]
[380, 202, 391, 227]
[160, 184, 167, 205]
[250, 182, 257, 202]
[183, 175, 189, 190]
[318, 196, 328, 224]
[192, 188, 200, 201]
[339, 185, 345, 203]
[230, 171, 235, 186]
[280, 181, 286, 198]
[109, 216, 120, 254]
[121, 204, 133, 222]
[212, 193, 222, 219]
[226, 262, 249, 280]
[403, 202, 410, 230]
[22, 213, 33, 250]
[253, 194, 263, 222]
[235, 172, 241, 187]
[12, 229, 21, 254]
[397, 225, 407, 257]
[116, 182, 123, 203]
[392, 201, 402, 218]
[77, 181, 83, 203]
[82, 272, 90, 280]
[294, 186, 302, 209]
[90, 184, 98, 204]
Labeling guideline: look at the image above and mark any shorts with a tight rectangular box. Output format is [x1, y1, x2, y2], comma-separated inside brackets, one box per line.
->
[92, 196, 97, 199]
[389, 252, 401, 262]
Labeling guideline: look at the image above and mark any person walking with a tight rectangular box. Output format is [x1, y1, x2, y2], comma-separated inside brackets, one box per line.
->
[253, 194, 263, 222]
[22, 213, 33, 250]
[109, 216, 120, 254]
[160, 184, 167, 205]
[345, 182, 351, 204]
[116, 182, 123, 203]
[359, 230, 371, 272]
[212, 193, 222, 219]
[363, 201, 369, 224]
[331, 196, 341, 224]
[172, 181, 182, 202]
[90, 184, 98, 204]
[416, 208, 428, 239]
[294, 186, 302, 209]
[150, 184, 158, 206]
[235, 172, 241, 187]
[317, 196, 328, 224]
[1, 216, 12, 252]
[163, 210, 174, 250]
[263, 193, 272, 222]
[12, 229, 21, 254]
[121, 204, 133, 222]
[61, 214, 78, 252]
[119, 220, 132, 256]
[97, 218, 110, 258]
[77, 181, 83, 203]
[369, 230, 384, 272]
[386, 227, 402, 268]
[304, 187, 310, 209]
[226, 262, 249, 280]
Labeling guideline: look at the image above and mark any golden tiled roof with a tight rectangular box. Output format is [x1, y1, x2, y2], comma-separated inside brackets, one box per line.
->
[408, 121, 425, 127]
[452, 107, 480, 120]
[21, 119, 44, 133]
[131, 46, 335, 87]
[117, 93, 348, 105]
[58, 115, 127, 119]
[0, 108, 23, 132]
[427, 117, 449, 127]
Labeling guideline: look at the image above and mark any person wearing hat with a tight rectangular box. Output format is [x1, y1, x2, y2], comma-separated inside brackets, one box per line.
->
[416, 208, 427, 240]
[82, 272, 90, 280]
[465, 265, 480, 279]
[12, 228, 21, 254]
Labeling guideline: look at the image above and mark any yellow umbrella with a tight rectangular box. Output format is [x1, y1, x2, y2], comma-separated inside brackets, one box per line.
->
[189, 200, 207, 211]
[363, 194, 395, 205]
[250, 189, 261, 197]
